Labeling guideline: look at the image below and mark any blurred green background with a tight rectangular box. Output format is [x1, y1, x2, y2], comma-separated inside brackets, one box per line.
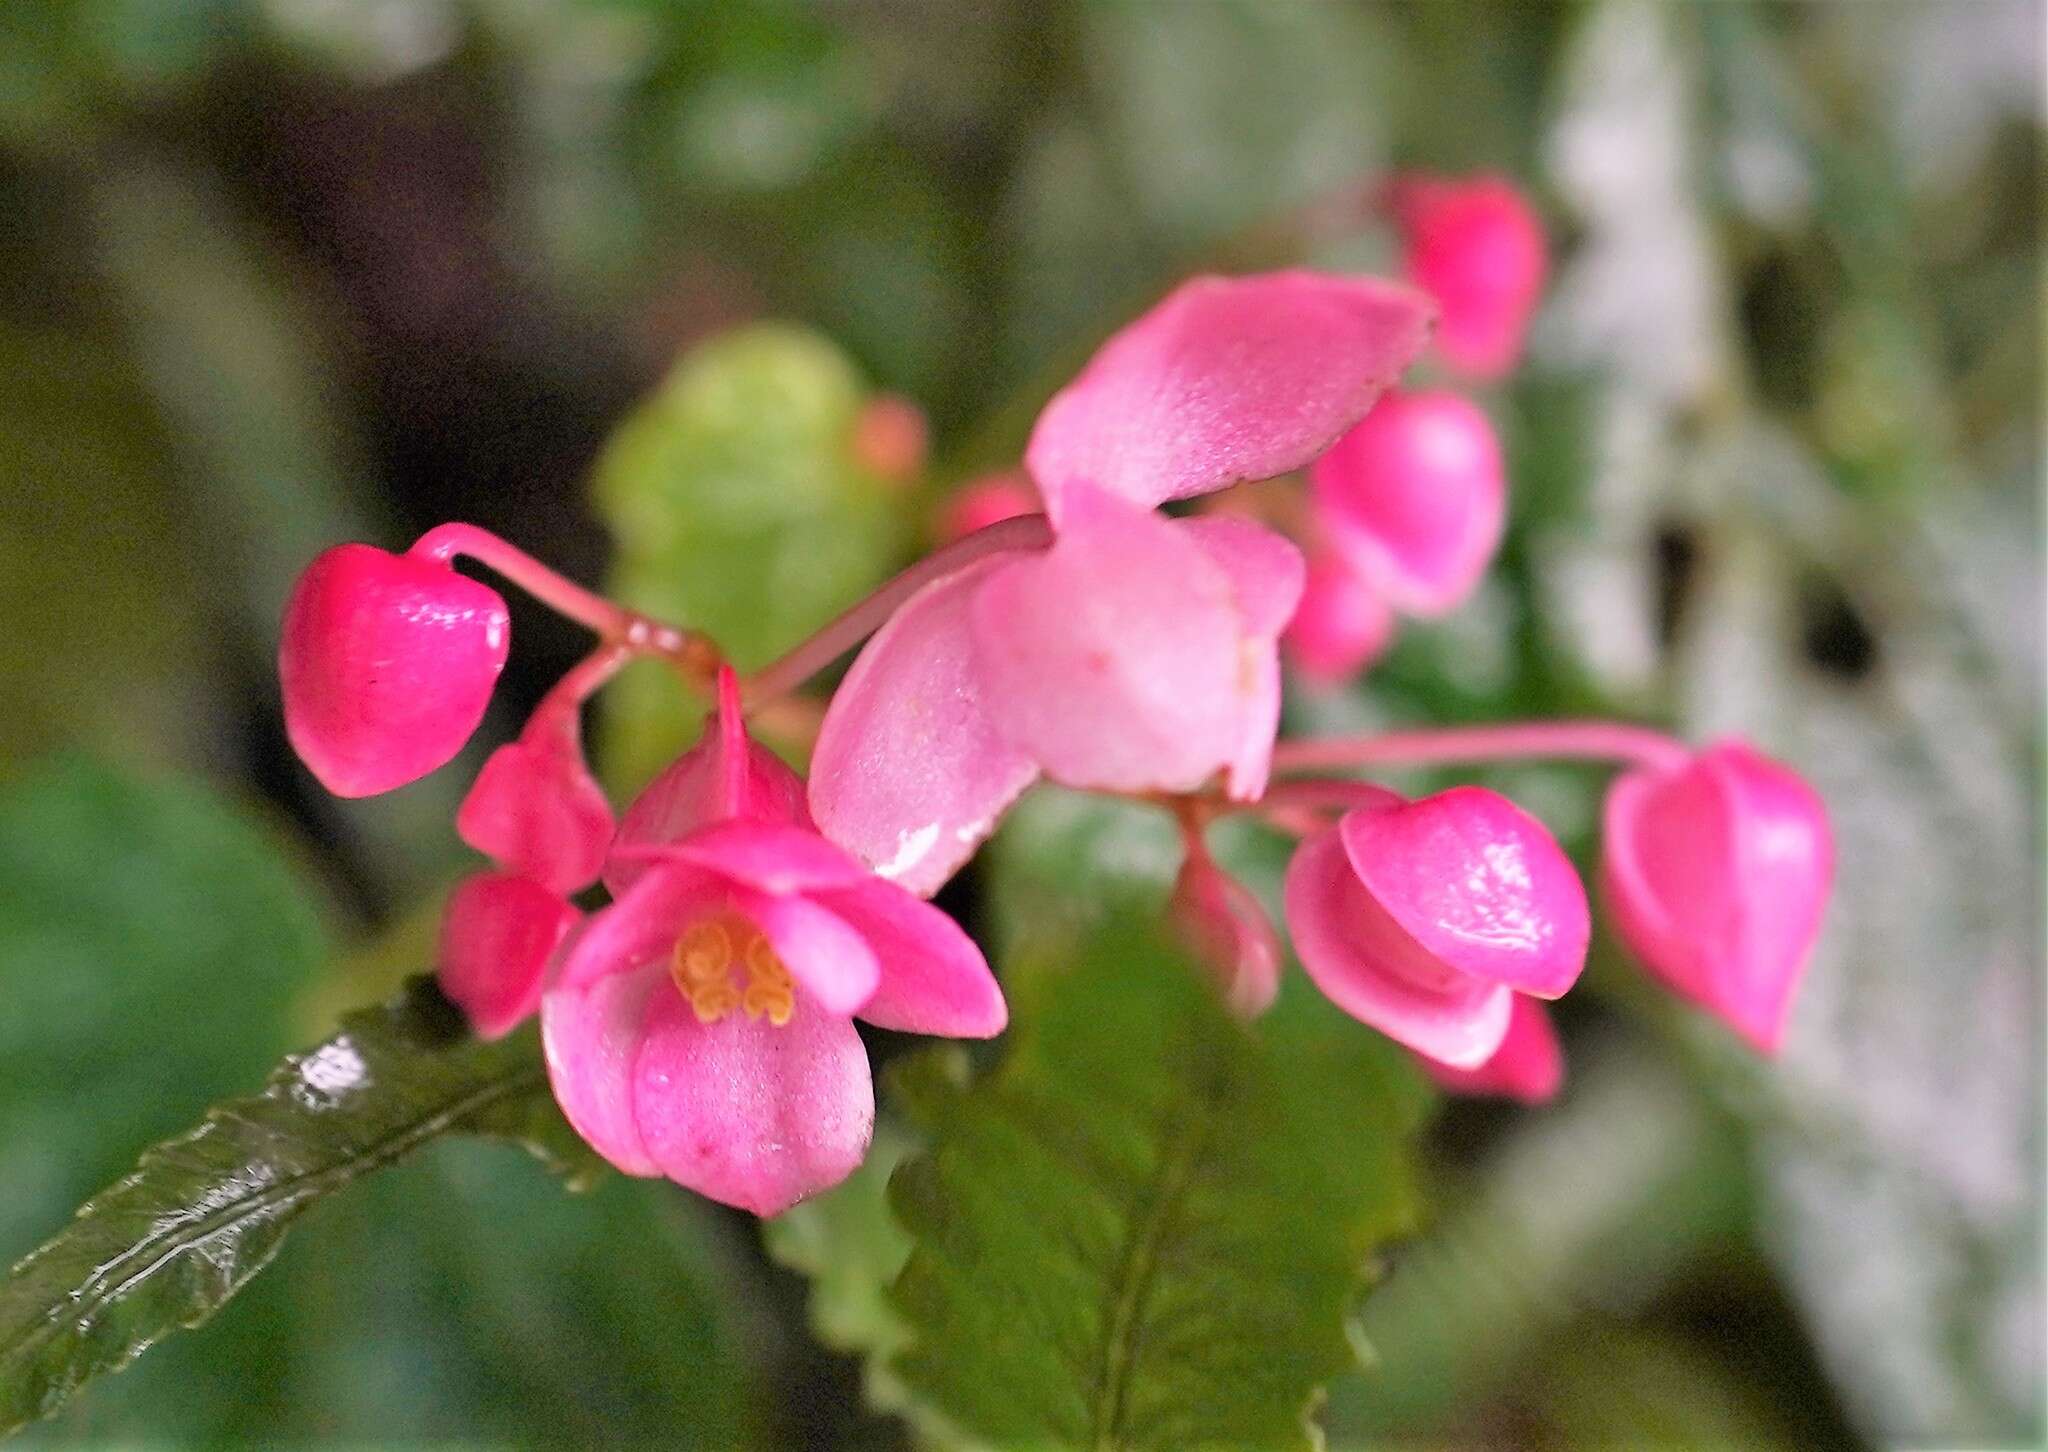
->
[1, 1, 2041, 1447]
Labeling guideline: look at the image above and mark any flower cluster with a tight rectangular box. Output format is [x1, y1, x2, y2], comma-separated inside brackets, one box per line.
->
[277, 172, 1832, 1213]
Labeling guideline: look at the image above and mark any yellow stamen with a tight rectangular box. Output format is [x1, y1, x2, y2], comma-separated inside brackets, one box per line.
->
[669, 912, 795, 1028]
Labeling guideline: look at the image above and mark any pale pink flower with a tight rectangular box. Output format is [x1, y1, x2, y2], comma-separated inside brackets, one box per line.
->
[1283, 784, 1589, 1068]
[279, 543, 509, 797]
[1601, 739, 1833, 1054]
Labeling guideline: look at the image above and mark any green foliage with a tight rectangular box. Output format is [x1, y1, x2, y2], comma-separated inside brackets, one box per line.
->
[591, 323, 910, 790]
[0, 975, 596, 1438]
[886, 921, 1420, 1451]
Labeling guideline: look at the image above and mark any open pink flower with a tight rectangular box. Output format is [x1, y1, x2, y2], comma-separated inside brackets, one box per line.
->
[280, 543, 510, 797]
[1283, 784, 1590, 1068]
[541, 670, 1005, 1214]
[1310, 390, 1506, 618]
[1601, 739, 1833, 1054]
[1417, 995, 1564, 1103]
[1389, 173, 1547, 379]
[812, 271, 1434, 894]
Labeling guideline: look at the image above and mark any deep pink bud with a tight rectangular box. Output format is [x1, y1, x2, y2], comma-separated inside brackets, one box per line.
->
[1283, 784, 1590, 1067]
[937, 473, 1039, 543]
[1418, 995, 1564, 1103]
[279, 543, 510, 797]
[1284, 552, 1397, 686]
[1601, 740, 1833, 1055]
[1390, 174, 1547, 379]
[438, 871, 580, 1040]
[1169, 851, 1283, 1019]
[1310, 391, 1505, 618]
[457, 724, 615, 896]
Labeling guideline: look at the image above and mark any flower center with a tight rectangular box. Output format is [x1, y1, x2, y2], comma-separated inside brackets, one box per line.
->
[669, 912, 795, 1027]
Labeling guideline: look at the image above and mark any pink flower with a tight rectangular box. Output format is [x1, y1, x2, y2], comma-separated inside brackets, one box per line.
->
[457, 720, 614, 896]
[1283, 784, 1590, 1068]
[1417, 996, 1564, 1103]
[438, 872, 581, 1040]
[1310, 390, 1506, 619]
[1169, 850, 1283, 1019]
[937, 474, 1039, 543]
[1601, 739, 1833, 1054]
[1284, 550, 1398, 687]
[812, 271, 1435, 894]
[279, 543, 510, 797]
[541, 670, 1005, 1215]
[1389, 174, 1547, 379]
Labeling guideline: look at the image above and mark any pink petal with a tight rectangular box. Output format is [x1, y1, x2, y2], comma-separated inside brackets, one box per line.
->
[1391, 174, 1547, 380]
[437, 872, 580, 1040]
[814, 878, 1007, 1038]
[457, 735, 614, 894]
[635, 819, 871, 895]
[1311, 391, 1505, 618]
[1284, 552, 1398, 686]
[1284, 826, 1513, 1067]
[1601, 740, 1832, 1054]
[552, 861, 726, 992]
[1419, 996, 1564, 1103]
[279, 543, 510, 797]
[610, 667, 809, 895]
[729, 887, 880, 1018]
[1168, 852, 1284, 1019]
[1177, 514, 1307, 639]
[1340, 786, 1590, 999]
[969, 487, 1245, 793]
[630, 984, 874, 1215]
[540, 960, 666, 1177]
[809, 558, 1040, 898]
[1025, 271, 1436, 521]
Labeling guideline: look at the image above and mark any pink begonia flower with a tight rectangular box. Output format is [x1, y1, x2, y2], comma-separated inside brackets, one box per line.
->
[1025, 270, 1436, 524]
[542, 668, 1005, 1214]
[1389, 173, 1547, 379]
[1284, 784, 1590, 1068]
[814, 271, 1430, 893]
[1601, 739, 1833, 1054]
[1284, 550, 1399, 687]
[438, 871, 580, 1040]
[937, 473, 1039, 543]
[457, 723, 614, 895]
[280, 543, 510, 797]
[1169, 850, 1283, 1020]
[1418, 995, 1564, 1103]
[814, 490, 1303, 892]
[1310, 390, 1506, 618]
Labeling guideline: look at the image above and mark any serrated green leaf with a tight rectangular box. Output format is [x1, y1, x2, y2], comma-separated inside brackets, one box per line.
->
[885, 919, 1418, 1451]
[592, 323, 910, 792]
[0, 977, 598, 1439]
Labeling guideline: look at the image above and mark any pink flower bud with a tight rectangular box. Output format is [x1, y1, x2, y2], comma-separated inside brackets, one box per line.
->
[457, 725, 615, 896]
[438, 871, 580, 1040]
[1284, 552, 1398, 686]
[850, 394, 929, 484]
[1283, 784, 1590, 1067]
[1310, 391, 1505, 618]
[1601, 740, 1833, 1054]
[1389, 174, 1547, 380]
[937, 474, 1039, 543]
[279, 543, 510, 797]
[1418, 995, 1564, 1103]
[1169, 852, 1283, 1019]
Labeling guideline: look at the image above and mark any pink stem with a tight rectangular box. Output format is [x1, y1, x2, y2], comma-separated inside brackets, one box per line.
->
[523, 642, 632, 749]
[1270, 720, 1691, 776]
[410, 523, 636, 642]
[742, 512, 1055, 708]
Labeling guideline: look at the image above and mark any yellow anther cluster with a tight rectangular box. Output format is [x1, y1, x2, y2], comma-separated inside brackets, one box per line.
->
[670, 913, 795, 1027]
